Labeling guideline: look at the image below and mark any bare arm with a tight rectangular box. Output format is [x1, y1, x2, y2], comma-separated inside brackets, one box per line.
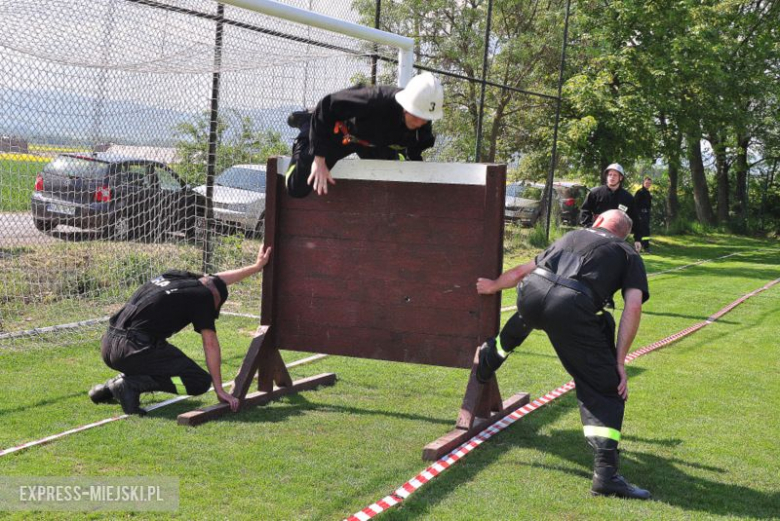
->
[308, 156, 336, 196]
[616, 288, 643, 400]
[214, 244, 271, 286]
[476, 260, 537, 295]
[201, 329, 239, 412]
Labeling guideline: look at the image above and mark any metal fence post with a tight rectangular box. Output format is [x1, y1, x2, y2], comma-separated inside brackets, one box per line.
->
[371, 0, 381, 85]
[474, 0, 493, 163]
[543, 0, 571, 240]
[203, 3, 225, 273]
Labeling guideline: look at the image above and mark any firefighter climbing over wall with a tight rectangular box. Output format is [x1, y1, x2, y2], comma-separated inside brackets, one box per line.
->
[285, 72, 444, 197]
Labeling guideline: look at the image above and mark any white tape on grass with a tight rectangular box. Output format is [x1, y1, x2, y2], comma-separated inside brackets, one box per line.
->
[0, 354, 328, 458]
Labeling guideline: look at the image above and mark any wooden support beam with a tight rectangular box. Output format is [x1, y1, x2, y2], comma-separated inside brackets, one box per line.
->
[258, 344, 292, 392]
[422, 391, 529, 461]
[424, 343, 528, 460]
[230, 325, 270, 399]
[456, 345, 503, 430]
[177, 373, 337, 427]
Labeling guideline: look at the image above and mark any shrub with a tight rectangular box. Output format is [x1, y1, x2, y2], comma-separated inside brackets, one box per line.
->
[116, 253, 156, 288]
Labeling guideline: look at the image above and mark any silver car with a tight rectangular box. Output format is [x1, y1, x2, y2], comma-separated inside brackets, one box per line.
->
[194, 164, 266, 237]
[505, 182, 560, 226]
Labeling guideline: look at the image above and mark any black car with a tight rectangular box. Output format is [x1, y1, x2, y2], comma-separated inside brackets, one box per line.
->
[31, 153, 205, 240]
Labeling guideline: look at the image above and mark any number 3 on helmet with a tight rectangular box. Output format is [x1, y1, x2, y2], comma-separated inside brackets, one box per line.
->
[395, 72, 444, 121]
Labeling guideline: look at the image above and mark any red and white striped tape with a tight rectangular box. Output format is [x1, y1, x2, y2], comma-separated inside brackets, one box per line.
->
[345, 277, 780, 521]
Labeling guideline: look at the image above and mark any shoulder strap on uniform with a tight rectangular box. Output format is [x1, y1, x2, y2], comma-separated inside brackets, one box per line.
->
[582, 228, 634, 267]
[584, 228, 627, 250]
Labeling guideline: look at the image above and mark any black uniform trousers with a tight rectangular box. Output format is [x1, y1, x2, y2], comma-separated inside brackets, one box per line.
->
[499, 273, 624, 448]
[101, 328, 212, 396]
[638, 208, 651, 250]
[285, 119, 400, 198]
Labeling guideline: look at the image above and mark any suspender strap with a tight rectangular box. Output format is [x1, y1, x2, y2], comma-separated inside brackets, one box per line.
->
[531, 267, 599, 307]
[107, 326, 159, 346]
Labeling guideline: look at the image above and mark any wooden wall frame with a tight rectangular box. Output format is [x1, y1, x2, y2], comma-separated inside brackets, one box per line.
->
[178, 158, 528, 460]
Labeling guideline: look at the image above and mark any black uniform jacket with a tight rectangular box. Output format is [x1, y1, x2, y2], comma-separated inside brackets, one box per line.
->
[112, 271, 217, 340]
[309, 85, 435, 160]
[634, 187, 652, 212]
[579, 185, 643, 243]
[535, 227, 650, 307]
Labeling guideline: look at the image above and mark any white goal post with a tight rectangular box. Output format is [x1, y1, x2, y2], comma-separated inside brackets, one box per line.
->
[220, 0, 415, 86]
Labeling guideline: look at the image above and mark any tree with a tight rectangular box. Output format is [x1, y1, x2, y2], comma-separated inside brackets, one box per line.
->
[173, 110, 288, 185]
[353, 0, 569, 165]
[562, 0, 779, 227]
[352, 0, 779, 231]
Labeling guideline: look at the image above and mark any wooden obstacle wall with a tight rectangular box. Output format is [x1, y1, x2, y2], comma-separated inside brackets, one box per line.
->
[262, 158, 507, 368]
[179, 158, 529, 460]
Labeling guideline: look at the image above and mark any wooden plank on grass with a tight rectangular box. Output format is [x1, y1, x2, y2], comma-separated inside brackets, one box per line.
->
[177, 373, 336, 427]
[423, 392, 530, 461]
[229, 325, 270, 399]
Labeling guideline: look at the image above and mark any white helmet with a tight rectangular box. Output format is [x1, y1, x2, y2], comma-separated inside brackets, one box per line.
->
[603, 163, 625, 177]
[602, 163, 626, 185]
[395, 72, 444, 121]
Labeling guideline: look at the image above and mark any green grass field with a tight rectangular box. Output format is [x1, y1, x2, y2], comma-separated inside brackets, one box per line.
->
[0, 158, 45, 212]
[0, 234, 778, 520]
[1, 152, 88, 212]
[0, 236, 263, 334]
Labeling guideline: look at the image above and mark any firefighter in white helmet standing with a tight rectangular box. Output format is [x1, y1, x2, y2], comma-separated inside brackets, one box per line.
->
[579, 163, 644, 252]
[285, 72, 444, 197]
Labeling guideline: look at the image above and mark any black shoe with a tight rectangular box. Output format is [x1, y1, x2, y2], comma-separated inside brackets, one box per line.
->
[591, 473, 652, 500]
[591, 448, 651, 500]
[287, 110, 312, 129]
[476, 339, 505, 384]
[107, 375, 145, 416]
[88, 378, 118, 404]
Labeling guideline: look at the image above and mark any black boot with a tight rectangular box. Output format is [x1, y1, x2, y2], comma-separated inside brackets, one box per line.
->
[591, 448, 652, 500]
[88, 375, 122, 404]
[108, 375, 166, 416]
[287, 110, 312, 129]
[476, 338, 507, 384]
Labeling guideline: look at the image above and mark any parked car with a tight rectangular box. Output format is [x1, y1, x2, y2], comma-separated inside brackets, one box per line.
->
[31, 153, 205, 241]
[193, 164, 266, 238]
[505, 182, 561, 226]
[552, 182, 589, 225]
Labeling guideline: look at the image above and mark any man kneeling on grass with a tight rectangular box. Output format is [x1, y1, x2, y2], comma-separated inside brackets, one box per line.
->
[88, 244, 271, 415]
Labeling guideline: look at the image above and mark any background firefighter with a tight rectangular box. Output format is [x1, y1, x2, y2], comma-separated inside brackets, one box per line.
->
[475, 209, 652, 500]
[634, 176, 653, 252]
[580, 163, 644, 252]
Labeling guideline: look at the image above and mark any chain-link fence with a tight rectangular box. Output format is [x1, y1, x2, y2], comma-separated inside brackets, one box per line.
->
[0, 0, 569, 348]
